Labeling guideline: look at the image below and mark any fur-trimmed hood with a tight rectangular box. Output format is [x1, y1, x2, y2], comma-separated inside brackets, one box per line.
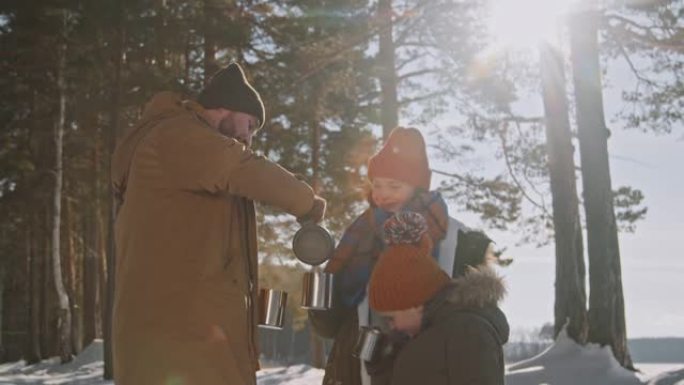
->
[446, 265, 507, 308]
[423, 265, 509, 344]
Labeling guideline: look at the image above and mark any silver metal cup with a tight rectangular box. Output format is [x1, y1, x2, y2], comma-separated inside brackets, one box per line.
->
[292, 222, 335, 266]
[352, 326, 384, 362]
[301, 268, 334, 310]
[258, 288, 288, 330]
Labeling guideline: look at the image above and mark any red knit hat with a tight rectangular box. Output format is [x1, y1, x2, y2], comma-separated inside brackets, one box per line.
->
[367, 127, 431, 190]
[369, 212, 451, 312]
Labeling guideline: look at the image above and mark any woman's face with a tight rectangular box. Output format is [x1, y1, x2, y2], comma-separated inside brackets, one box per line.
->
[484, 243, 498, 266]
[371, 177, 416, 213]
[382, 306, 424, 337]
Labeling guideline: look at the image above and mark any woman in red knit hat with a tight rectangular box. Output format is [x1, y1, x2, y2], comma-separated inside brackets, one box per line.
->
[309, 127, 496, 385]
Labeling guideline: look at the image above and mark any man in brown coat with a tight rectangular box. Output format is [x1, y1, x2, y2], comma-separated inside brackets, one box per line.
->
[111, 63, 325, 385]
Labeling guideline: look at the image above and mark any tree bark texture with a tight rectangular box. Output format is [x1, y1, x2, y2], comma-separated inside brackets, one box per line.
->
[104, 0, 125, 377]
[569, 10, 633, 369]
[52, 18, 73, 362]
[539, 42, 589, 344]
[203, 0, 218, 83]
[378, 0, 399, 140]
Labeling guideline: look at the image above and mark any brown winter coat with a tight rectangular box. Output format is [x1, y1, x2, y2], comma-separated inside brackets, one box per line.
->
[111, 92, 315, 385]
[380, 266, 509, 385]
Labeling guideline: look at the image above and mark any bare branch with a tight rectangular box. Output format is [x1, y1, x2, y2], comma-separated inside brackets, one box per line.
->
[605, 14, 684, 52]
[431, 168, 472, 184]
[511, 119, 547, 207]
[497, 123, 552, 218]
[502, 115, 543, 124]
[616, 40, 660, 87]
[397, 67, 443, 81]
[398, 89, 450, 106]
[396, 54, 424, 71]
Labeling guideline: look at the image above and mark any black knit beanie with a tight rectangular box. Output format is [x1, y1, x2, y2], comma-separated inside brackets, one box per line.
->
[197, 63, 265, 129]
[452, 230, 494, 277]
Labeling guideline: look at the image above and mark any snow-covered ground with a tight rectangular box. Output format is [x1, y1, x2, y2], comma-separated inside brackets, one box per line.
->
[1, 335, 682, 385]
[257, 365, 325, 385]
[506, 330, 684, 385]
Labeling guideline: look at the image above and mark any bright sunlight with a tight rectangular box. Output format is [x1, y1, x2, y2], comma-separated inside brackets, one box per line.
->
[486, 0, 577, 50]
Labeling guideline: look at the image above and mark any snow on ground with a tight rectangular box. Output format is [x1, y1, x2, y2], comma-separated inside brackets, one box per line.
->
[257, 365, 325, 385]
[638, 365, 684, 383]
[0, 357, 108, 384]
[0, 341, 108, 385]
[506, 330, 684, 385]
[0, 337, 682, 384]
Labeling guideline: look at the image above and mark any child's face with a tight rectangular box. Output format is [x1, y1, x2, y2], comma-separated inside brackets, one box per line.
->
[371, 177, 416, 213]
[382, 306, 424, 337]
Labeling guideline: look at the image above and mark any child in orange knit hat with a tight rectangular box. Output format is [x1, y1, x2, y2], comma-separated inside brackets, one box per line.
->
[309, 127, 493, 385]
[367, 212, 509, 385]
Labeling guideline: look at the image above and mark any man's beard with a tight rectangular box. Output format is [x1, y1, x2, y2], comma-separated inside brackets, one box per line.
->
[218, 117, 249, 147]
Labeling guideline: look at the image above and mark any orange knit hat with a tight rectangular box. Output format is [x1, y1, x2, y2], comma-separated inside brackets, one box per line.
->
[367, 127, 431, 190]
[369, 212, 451, 312]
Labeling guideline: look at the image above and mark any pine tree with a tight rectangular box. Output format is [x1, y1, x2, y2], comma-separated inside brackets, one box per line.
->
[539, 43, 588, 343]
[570, 8, 633, 369]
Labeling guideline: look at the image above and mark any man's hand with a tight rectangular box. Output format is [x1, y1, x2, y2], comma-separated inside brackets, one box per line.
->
[297, 195, 326, 224]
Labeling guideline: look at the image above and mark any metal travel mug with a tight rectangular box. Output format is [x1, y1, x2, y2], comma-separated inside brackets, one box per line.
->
[292, 222, 335, 266]
[301, 268, 334, 310]
[352, 326, 384, 362]
[258, 288, 288, 330]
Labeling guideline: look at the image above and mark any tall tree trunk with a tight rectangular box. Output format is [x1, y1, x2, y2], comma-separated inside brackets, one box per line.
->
[0, 257, 3, 354]
[104, 0, 125, 377]
[97, 202, 106, 339]
[539, 42, 588, 343]
[66, 201, 83, 353]
[310, 83, 323, 194]
[52, 14, 73, 362]
[308, 82, 326, 369]
[42, 213, 52, 356]
[0, 221, 31, 362]
[184, 35, 192, 86]
[288, 324, 296, 364]
[0, 266, 3, 361]
[378, 0, 399, 140]
[27, 216, 42, 363]
[155, 0, 167, 71]
[569, 10, 633, 369]
[83, 133, 100, 347]
[309, 332, 325, 369]
[203, 0, 218, 82]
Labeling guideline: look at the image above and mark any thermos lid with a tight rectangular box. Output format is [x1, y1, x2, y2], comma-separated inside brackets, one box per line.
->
[292, 222, 334, 266]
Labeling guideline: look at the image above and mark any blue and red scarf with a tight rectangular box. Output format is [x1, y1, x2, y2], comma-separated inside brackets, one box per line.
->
[325, 191, 449, 307]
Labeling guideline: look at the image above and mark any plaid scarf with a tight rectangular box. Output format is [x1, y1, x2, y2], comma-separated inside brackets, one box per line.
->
[325, 191, 449, 307]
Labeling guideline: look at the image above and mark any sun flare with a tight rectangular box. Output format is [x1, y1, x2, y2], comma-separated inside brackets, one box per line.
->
[486, 0, 576, 50]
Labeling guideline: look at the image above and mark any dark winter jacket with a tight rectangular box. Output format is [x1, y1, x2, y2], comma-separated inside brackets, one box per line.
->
[383, 266, 509, 385]
[309, 228, 495, 385]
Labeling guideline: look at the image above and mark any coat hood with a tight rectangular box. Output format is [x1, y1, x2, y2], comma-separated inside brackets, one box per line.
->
[424, 266, 510, 344]
[111, 92, 207, 203]
[445, 265, 507, 309]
